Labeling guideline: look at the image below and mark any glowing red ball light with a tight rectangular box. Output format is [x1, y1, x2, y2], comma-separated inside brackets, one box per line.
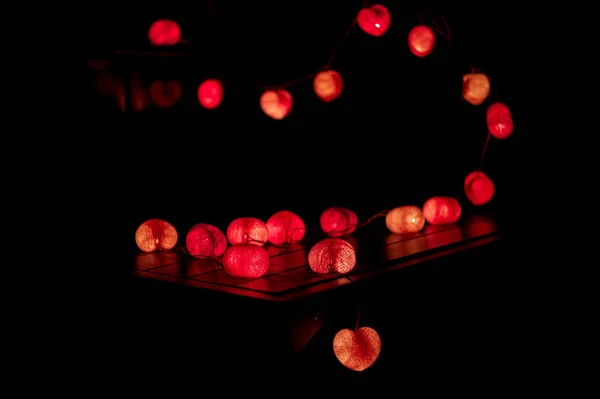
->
[408, 25, 435, 57]
[423, 196, 462, 225]
[266, 210, 305, 245]
[486, 102, 514, 139]
[260, 90, 293, 120]
[333, 327, 381, 372]
[320, 207, 358, 237]
[198, 79, 223, 109]
[226, 217, 268, 246]
[357, 4, 391, 37]
[308, 238, 356, 274]
[385, 206, 425, 234]
[148, 19, 182, 46]
[135, 219, 178, 253]
[222, 244, 270, 278]
[150, 80, 182, 108]
[313, 70, 343, 102]
[185, 223, 228, 258]
[464, 171, 495, 206]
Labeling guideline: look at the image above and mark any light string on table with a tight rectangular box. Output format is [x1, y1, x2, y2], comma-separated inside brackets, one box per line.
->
[122, 3, 515, 372]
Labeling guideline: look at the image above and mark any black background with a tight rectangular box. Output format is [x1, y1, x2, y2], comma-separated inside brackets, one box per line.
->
[88, 0, 535, 387]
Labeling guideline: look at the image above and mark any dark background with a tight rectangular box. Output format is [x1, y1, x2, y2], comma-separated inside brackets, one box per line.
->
[89, 0, 535, 387]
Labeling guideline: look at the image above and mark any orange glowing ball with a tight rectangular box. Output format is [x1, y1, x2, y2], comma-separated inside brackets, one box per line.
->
[150, 80, 182, 108]
[226, 217, 268, 246]
[357, 4, 391, 37]
[308, 238, 356, 274]
[266, 210, 305, 245]
[185, 223, 228, 259]
[135, 219, 178, 253]
[464, 171, 495, 206]
[313, 70, 343, 102]
[198, 79, 223, 109]
[222, 244, 270, 278]
[462, 73, 490, 105]
[260, 90, 293, 120]
[385, 206, 425, 234]
[423, 196, 462, 225]
[408, 25, 436, 57]
[148, 19, 181, 46]
[320, 207, 358, 237]
[486, 102, 514, 139]
[333, 327, 381, 372]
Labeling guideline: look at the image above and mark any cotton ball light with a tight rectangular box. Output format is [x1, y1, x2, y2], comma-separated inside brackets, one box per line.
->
[357, 4, 391, 37]
[313, 70, 343, 102]
[150, 80, 181, 108]
[408, 25, 435, 57]
[226, 217, 268, 246]
[423, 196, 462, 225]
[260, 90, 292, 120]
[222, 244, 270, 278]
[135, 219, 178, 253]
[308, 238, 356, 274]
[320, 207, 358, 237]
[148, 19, 181, 46]
[185, 223, 227, 258]
[462, 73, 490, 105]
[198, 79, 223, 109]
[266, 210, 305, 245]
[486, 102, 514, 139]
[464, 171, 495, 206]
[385, 206, 425, 234]
[333, 327, 381, 372]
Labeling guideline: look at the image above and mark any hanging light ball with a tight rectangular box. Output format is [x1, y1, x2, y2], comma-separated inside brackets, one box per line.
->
[266, 210, 306, 245]
[333, 327, 381, 372]
[308, 238, 356, 274]
[226, 217, 268, 246]
[423, 196, 462, 225]
[313, 70, 343, 102]
[185, 223, 227, 259]
[222, 244, 270, 278]
[462, 73, 490, 105]
[148, 19, 181, 46]
[464, 171, 495, 206]
[149, 80, 182, 108]
[408, 25, 436, 57]
[260, 90, 293, 120]
[198, 79, 223, 109]
[320, 207, 358, 237]
[135, 219, 178, 253]
[486, 102, 514, 139]
[385, 206, 425, 234]
[357, 4, 391, 37]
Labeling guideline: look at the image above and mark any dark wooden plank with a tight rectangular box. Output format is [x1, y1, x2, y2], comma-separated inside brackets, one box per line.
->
[134, 214, 500, 301]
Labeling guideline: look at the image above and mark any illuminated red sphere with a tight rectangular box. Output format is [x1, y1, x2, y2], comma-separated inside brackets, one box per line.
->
[226, 217, 268, 246]
[135, 219, 178, 253]
[408, 25, 435, 57]
[222, 244, 270, 278]
[423, 196, 462, 225]
[266, 210, 305, 245]
[198, 79, 223, 109]
[320, 207, 358, 237]
[150, 80, 182, 108]
[185, 223, 227, 258]
[260, 90, 293, 120]
[486, 102, 514, 139]
[313, 70, 343, 102]
[308, 238, 356, 274]
[333, 327, 381, 372]
[464, 171, 495, 206]
[148, 19, 182, 46]
[357, 4, 391, 37]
